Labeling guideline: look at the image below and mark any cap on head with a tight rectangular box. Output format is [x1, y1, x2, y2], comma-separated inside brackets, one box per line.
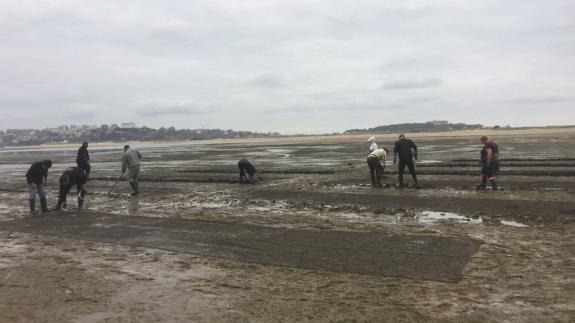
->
[399, 134, 405, 139]
[82, 141, 88, 147]
[368, 136, 375, 143]
[124, 145, 130, 151]
[43, 159, 52, 168]
[480, 135, 489, 143]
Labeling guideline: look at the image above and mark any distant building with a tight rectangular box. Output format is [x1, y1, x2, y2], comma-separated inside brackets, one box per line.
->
[427, 120, 449, 126]
[121, 122, 137, 128]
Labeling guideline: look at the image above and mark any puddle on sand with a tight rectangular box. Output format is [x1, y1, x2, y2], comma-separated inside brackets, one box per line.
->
[416, 211, 483, 224]
[501, 220, 529, 228]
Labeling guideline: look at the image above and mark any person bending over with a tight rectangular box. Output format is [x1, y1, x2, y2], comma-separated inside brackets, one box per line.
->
[25, 159, 52, 214]
[56, 167, 88, 210]
[238, 159, 262, 184]
[367, 148, 386, 187]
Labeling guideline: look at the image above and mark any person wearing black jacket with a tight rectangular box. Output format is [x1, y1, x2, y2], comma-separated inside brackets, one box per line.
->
[76, 142, 91, 177]
[26, 159, 52, 213]
[393, 134, 418, 187]
[238, 159, 262, 184]
[56, 167, 88, 210]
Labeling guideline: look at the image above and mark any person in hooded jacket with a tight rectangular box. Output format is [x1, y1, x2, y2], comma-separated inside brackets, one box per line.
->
[238, 159, 263, 184]
[76, 142, 91, 177]
[55, 167, 88, 210]
[368, 136, 378, 153]
[25, 159, 52, 213]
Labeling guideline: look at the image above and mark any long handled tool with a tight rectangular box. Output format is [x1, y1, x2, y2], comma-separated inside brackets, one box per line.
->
[107, 172, 125, 195]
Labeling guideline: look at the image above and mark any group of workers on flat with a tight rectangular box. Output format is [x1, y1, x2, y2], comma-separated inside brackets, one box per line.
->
[24, 134, 499, 214]
[366, 134, 499, 190]
[25, 144, 143, 214]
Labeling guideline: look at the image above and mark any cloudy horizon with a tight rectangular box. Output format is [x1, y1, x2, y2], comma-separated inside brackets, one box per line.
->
[1, 0, 574, 134]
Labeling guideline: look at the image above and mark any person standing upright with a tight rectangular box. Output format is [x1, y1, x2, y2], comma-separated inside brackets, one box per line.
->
[478, 135, 499, 190]
[122, 145, 143, 196]
[368, 136, 378, 153]
[393, 134, 418, 187]
[76, 142, 91, 177]
[26, 159, 52, 214]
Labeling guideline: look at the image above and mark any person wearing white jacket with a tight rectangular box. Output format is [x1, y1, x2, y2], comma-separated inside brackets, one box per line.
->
[368, 136, 378, 153]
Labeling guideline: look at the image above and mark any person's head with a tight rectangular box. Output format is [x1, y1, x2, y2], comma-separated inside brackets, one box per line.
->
[42, 160, 52, 169]
[399, 134, 406, 139]
[124, 145, 130, 152]
[368, 136, 375, 144]
[480, 135, 489, 144]
[82, 142, 88, 148]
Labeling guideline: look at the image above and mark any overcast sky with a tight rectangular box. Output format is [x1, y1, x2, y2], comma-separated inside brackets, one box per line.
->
[1, 0, 574, 134]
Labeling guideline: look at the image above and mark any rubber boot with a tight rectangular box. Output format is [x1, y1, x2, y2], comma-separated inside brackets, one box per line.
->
[490, 180, 498, 191]
[78, 188, 86, 209]
[29, 198, 36, 214]
[476, 177, 487, 190]
[56, 199, 63, 211]
[398, 173, 404, 188]
[40, 196, 49, 213]
[376, 174, 383, 187]
[370, 174, 376, 187]
[130, 182, 139, 196]
[411, 175, 418, 188]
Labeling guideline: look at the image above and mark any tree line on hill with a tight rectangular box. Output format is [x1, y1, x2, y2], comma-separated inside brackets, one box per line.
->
[344, 121, 484, 134]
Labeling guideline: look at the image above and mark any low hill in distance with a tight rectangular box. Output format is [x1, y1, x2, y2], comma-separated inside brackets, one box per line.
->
[345, 121, 485, 134]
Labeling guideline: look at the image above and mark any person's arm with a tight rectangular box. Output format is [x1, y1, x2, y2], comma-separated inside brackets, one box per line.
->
[137, 151, 143, 159]
[411, 140, 418, 160]
[122, 155, 128, 173]
[486, 148, 493, 165]
[393, 143, 398, 164]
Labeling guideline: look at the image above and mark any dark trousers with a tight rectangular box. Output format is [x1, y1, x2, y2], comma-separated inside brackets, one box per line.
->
[77, 160, 91, 176]
[57, 184, 87, 209]
[480, 161, 499, 189]
[398, 158, 417, 185]
[367, 156, 384, 185]
[238, 162, 256, 184]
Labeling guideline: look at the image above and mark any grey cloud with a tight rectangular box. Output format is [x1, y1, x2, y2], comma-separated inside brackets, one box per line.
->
[0, 1, 574, 133]
[137, 106, 215, 117]
[509, 95, 575, 104]
[380, 79, 443, 90]
[250, 74, 286, 88]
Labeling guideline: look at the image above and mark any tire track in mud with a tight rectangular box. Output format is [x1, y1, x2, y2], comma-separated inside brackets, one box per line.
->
[0, 213, 481, 283]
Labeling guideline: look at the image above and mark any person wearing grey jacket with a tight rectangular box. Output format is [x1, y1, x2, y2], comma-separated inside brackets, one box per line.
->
[122, 145, 143, 196]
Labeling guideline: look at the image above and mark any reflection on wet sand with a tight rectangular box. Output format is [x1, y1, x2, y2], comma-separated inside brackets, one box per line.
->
[128, 197, 140, 215]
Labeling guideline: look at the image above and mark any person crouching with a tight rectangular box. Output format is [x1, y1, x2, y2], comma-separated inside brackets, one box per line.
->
[56, 167, 88, 210]
[367, 148, 386, 187]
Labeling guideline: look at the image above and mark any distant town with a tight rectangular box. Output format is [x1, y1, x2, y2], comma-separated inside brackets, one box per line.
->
[0, 120, 551, 146]
[0, 122, 280, 146]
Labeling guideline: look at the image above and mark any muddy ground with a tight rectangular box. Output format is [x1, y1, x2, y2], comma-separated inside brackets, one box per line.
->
[0, 130, 574, 322]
